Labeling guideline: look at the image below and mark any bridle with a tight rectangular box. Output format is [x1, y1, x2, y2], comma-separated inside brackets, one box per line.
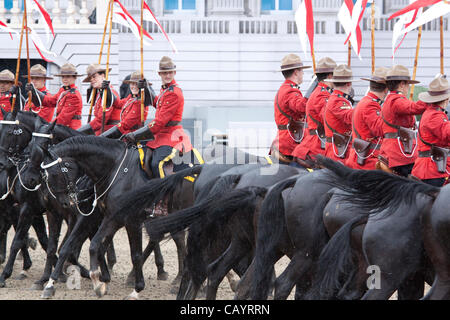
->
[40, 144, 131, 216]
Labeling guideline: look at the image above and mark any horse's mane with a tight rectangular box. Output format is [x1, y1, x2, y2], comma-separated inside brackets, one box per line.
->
[51, 136, 124, 158]
[54, 124, 85, 138]
[316, 155, 440, 217]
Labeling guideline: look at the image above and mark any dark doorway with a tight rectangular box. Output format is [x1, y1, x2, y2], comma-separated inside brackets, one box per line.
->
[0, 59, 47, 92]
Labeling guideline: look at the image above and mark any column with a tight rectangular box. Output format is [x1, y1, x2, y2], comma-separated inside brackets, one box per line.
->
[52, 0, 62, 24]
[66, 0, 77, 24]
[79, 0, 90, 24]
[10, 0, 21, 25]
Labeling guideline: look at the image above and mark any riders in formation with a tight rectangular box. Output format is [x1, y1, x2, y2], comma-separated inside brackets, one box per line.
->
[272, 53, 450, 187]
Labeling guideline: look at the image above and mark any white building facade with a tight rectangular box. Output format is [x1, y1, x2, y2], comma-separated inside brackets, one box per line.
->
[0, 0, 449, 154]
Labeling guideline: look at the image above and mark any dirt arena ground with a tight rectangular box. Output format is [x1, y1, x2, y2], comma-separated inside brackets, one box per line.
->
[0, 220, 294, 300]
[0, 219, 428, 300]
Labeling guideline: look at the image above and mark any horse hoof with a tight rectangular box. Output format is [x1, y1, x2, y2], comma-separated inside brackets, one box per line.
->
[28, 238, 37, 250]
[157, 271, 169, 281]
[41, 286, 55, 299]
[0, 279, 5, 288]
[124, 290, 139, 300]
[94, 282, 107, 298]
[30, 282, 44, 291]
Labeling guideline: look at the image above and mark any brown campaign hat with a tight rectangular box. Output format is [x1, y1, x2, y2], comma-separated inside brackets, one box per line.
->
[22, 64, 53, 80]
[123, 71, 152, 85]
[157, 56, 176, 72]
[324, 64, 359, 83]
[418, 76, 450, 104]
[0, 69, 16, 82]
[53, 63, 83, 77]
[82, 63, 112, 82]
[386, 65, 420, 84]
[361, 66, 390, 83]
[278, 53, 311, 72]
[315, 57, 337, 74]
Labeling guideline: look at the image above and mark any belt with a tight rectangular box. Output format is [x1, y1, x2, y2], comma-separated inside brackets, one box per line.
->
[325, 136, 333, 143]
[309, 129, 317, 135]
[384, 132, 399, 139]
[352, 141, 381, 150]
[166, 121, 180, 127]
[418, 150, 432, 158]
[72, 115, 81, 120]
[278, 124, 288, 130]
[107, 120, 120, 125]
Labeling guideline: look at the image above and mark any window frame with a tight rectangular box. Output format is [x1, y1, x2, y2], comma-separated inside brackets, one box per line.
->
[260, 0, 293, 15]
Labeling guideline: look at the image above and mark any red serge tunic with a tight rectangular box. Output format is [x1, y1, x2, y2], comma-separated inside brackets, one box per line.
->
[0, 93, 12, 120]
[411, 104, 450, 180]
[146, 80, 192, 153]
[379, 91, 427, 168]
[116, 95, 149, 135]
[292, 82, 331, 160]
[43, 84, 83, 129]
[323, 89, 353, 163]
[24, 86, 55, 122]
[345, 92, 384, 170]
[89, 87, 121, 136]
[271, 79, 307, 156]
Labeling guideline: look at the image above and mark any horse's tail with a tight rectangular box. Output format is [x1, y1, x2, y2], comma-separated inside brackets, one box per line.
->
[306, 214, 368, 300]
[146, 174, 242, 237]
[182, 186, 267, 298]
[117, 165, 203, 219]
[250, 177, 297, 300]
[316, 155, 441, 215]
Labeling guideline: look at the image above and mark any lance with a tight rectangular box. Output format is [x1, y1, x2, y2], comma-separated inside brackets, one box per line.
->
[371, 0, 375, 73]
[101, 0, 114, 134]
[87, 0, 112, 123]
[11, 8, 28, 112]
[24, 0, 32, 109]
[140, 0, 145, 128]
[440, 16, 444, 75]
[347, 41, 352, 66]
[410, 25, 422, 100]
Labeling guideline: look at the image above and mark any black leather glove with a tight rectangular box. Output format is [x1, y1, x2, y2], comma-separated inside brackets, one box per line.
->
[100, 126, 122, 139]
[137, 79, 147, 89]
[77, 124, 95, 135]
[25, 83, 34, 93]
[9, 85, 19, 96]
[101, 80, 110, 90]
[121, 131, 137, 145]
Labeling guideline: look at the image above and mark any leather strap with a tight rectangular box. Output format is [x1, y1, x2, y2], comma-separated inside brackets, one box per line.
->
[166, 121, 180, 127]
[384, 132, 399, 139]
[72, 115, 81, 120]
[106, 120, 120, 125]
[418, 150, 432, 158]
[309, 129, 317, 135]
[278, 124, 288, 130]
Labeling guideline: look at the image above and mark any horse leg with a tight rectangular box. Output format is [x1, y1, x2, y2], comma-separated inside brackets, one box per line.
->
[206, 238, 250, 300]
[0, 204, 37, 286]
[397, 271, 425, 300]
[31, 212, 63, 291]
[234, 258, 256, 300]
[106, 239, 117, 273]
[31, 213, 48, 252]
[274, 252, 313, 300]
[154, 241, 169, 281]
[89, 216, 121, 298]
[0, 221, 8, 264]
[170, 230, 186, 285]
[124, 222, 145, 300]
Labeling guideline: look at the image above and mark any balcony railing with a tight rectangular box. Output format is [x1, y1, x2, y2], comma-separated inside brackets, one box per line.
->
[0, 0, 94, 26]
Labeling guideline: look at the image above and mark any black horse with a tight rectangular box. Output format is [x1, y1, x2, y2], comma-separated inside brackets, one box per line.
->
[307, 156, 439, 299]
[122, 163, 305, 299]
[422, 183, 450, 299]
[0, 110, 51, 287]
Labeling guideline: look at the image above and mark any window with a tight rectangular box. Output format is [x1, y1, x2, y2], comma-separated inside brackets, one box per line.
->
[5, 0, 13, 10]
[164, 0, 196, 10]
[261, 0, 292, 11]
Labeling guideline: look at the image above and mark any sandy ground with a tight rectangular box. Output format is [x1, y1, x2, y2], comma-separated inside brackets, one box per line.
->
[0, 220, 294, 300]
